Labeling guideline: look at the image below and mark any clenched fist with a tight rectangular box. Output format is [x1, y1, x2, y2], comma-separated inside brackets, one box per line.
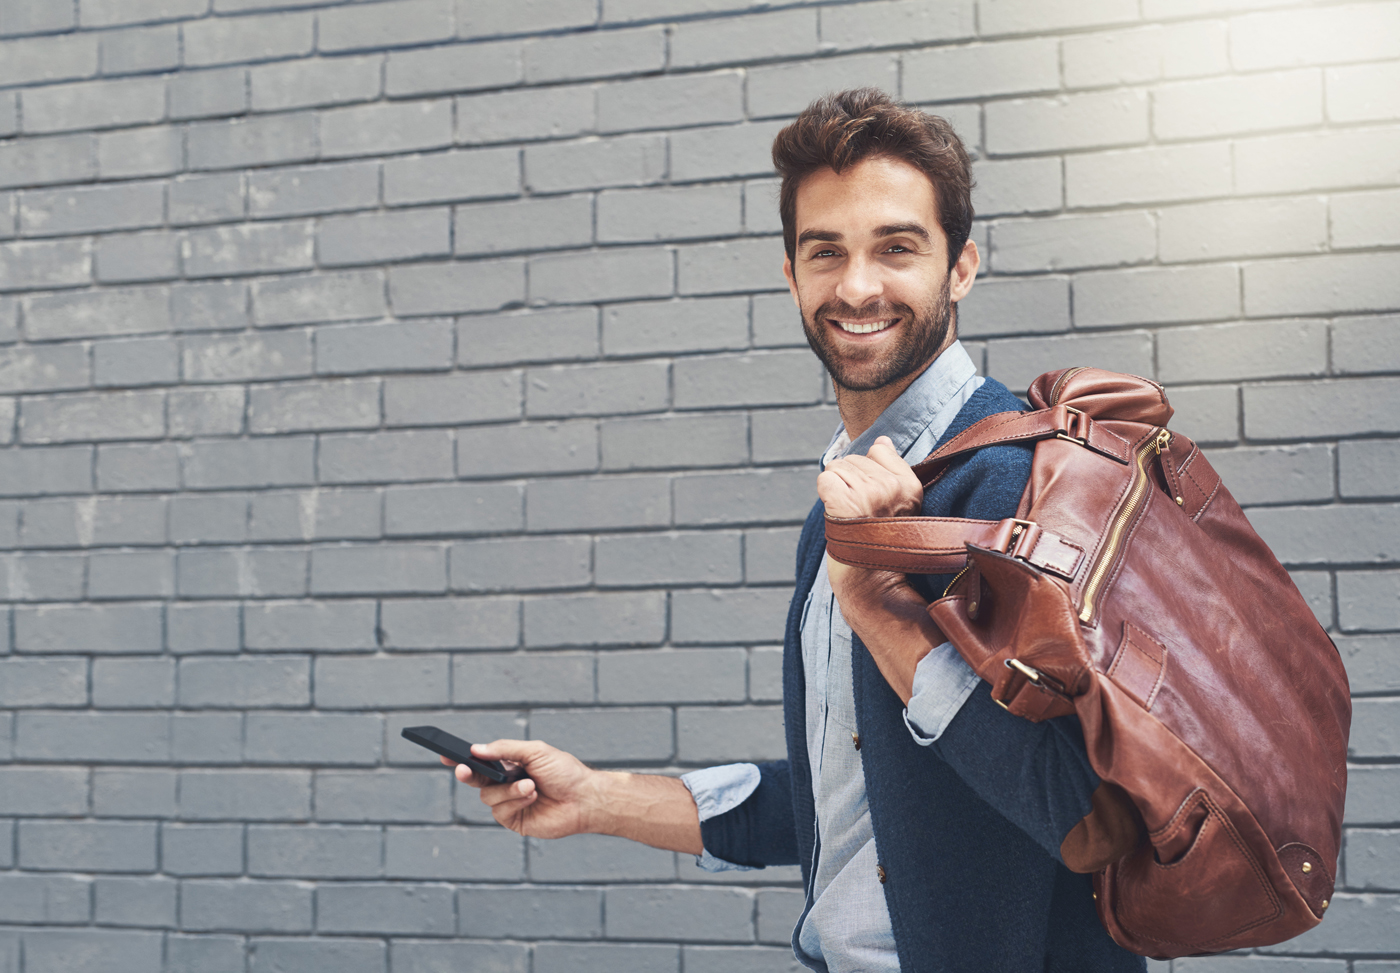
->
[817, 435, 924, 519]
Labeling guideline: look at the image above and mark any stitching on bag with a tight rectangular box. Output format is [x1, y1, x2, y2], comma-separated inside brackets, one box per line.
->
[1191, 476, 1222, 523]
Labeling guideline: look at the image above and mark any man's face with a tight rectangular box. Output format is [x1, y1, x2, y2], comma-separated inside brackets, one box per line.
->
[783, 155, 969, 393]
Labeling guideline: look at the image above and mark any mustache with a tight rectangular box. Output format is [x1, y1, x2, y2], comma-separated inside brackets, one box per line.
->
[814, 299, 913, 322]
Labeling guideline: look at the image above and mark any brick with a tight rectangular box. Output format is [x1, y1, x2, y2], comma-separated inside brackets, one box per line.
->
[530, 707, 672, 762]
[601, 414, 748, 471]
[450, 535, 590, 591]
[169, 66, 248, 119]
[246, 712, 382, 766]
[385, 39, 520, 97]
[992, 211, 1155, 273]
[818, 0, 972, 48]
[322, 99, 453, 159]
[1161, 196, 1329, 264]
[166, 934, 246, 973]
[171, 279, 248, 331]
[596, 531, 742, 587]
[312, 543, 446, 594]
[92, 656, 175, 707]
[0, 657, 87, 706]
[1161, 320, 1327, 384]
[247, 487, 381, 542]
[249, 378, 380, 434]
[598, 184, 742, 245]
[322, 207, 452, 266]
[1076, 265, 1238, 328]
[1342, 439, 1400, 499]
[254, 272, 386, 328]
[750, 407, 838, 465]
[23, 389, 166, 444]
[93, 334, 178, 387]
[21, 76, 165, 136]
[244, 600, 378, 650]
[188, 114, 318, 170]
[904, 38, 1058, 103]
[597, 71, 743, 133]
[99, 23, 181, 74]
[1161, 384, 1239, 446]
[952, 276, 1065, 338]
[671, 587, 792, 645]
[0, 552, 84, 600]
[93, 875, 177, 927]
[1159, 69, 1324, 142]
[181, 879, 313, 932]
[389, 259, 526, 316]
[169, 494, 247, 545]
[23, 930, 162, 973]
[679, 12, 817, 69]
[316, 883, 454, 935]
[320, 0, 452, 51]
[318, 318, 454, 374]
[0, 344, 89, 393]
[745, 53, 898, 120]
[1340, 571, 1400, 632]
[1250, 503, 1399, 566]
[527, 360, 667, 418]
[458, 885, 601, 937]
[15, 602, 160, 652]
[92, 767, 176, 816]
[1256, 892, 1400, 953]
[179, 656, 309, 708]
[1335, 315, 1400, 376]
[248, 161, 379, 218]
[182, 331, 311, 384]
[0, 239, 91, 290]
[1348, 828, 1400, 889]
[0, 765, 86, 817]
[184, 220, 316, 277]
[19, 819, 156, 872]
[1231, 3, 1400, 71]
[972, 157, 1062, 217]
[987, 89, 1148, 154]
[0, 445, 94, 497]
[677, 237, 784, 295]
[381, 826, 520, 880]
[525, 25, 664, 83]
[460, 0, 596, 36]
[173, 712, 243, 762]
[315, 654, 450, 708]
[453, 651, 593, 705]
[1327, 61, 1400, 124]
[183, 11, 314, 66]
[0, 33, 98, 87]
[671, 121, 786, 183]
[319, 429, 455, 483]
[249, 938, 386, 972]
[315, 768, 452, 822]
[673, 467, 815, 526]
[162, 824, 244, 876]
[684, 946, 804, 972]
[169, 387, 246, 436]
[1237, 127, 1400, 196]
[95, 442, 177, 491]
[179, 769, 312, 821]
[247, 824, 381, 877]
[0, 874, 90, 924]
[457, 84, 598, 144]
[990, 331, 1155, 391]
[1247, 253, 1400, 318]
[1333, 188, 1400, 250]
[97, 123, 182, 179]
[599, 647, 746, 704]
[456, 195, 593, 255]
[16, 710, 169, 762]
[1203, 444, 1333, 506]
[745, 527, 803, 585]
[527, 474, 670, 531]
[381, 596, 519, 649]
[533, 942, 676, 973]
[1352, 698, 1400, 760]
[530, 247, 673, 304]
[1066, 142, 1233, 209]
[0, 133, 95, 190]
[385, 148, 519, 205]
[385, 482, 524, 535]
[0, 1, 74, 33]
[524, 590, 667, 647]
[605, 886, 753, 942]
[20, 180, 164, 237]
[168, 604, 242, 656]
[1063, 22, 1228, 88]
[80, 0, 209, 27]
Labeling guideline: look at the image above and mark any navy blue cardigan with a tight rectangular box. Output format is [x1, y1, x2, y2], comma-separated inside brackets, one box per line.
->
[701, 379, 1144, 973]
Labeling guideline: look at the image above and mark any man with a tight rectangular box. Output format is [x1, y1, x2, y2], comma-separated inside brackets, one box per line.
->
[448, 89, 1145, 973]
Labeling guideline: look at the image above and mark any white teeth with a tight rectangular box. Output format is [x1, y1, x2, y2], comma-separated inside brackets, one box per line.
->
[836, 319, 894, 334]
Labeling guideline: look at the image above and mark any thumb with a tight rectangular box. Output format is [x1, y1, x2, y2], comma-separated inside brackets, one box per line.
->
[866, 436, 913, 475]
[471, 738, 546, 764]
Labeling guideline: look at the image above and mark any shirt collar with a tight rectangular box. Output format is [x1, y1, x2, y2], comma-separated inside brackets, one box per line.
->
[820, 341, 979, 470]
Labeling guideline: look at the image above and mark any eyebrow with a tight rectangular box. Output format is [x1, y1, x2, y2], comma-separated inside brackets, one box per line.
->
[796, 223, 933, 249]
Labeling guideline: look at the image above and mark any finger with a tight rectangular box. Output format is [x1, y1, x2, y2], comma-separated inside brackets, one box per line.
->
[478, 778, 537, 808]
[865, 437, 914, 476]
[453, 763, 481, 787]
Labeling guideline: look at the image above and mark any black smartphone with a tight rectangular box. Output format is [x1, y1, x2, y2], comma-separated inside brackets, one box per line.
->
[400, 726, 527, 783]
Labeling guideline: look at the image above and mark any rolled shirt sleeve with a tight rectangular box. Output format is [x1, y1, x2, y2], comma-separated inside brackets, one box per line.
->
[904, 640, 982, 745]
[680, 762, 762, 872]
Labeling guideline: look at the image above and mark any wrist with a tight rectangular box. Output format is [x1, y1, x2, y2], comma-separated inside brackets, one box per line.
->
[578, 769, 626, 836]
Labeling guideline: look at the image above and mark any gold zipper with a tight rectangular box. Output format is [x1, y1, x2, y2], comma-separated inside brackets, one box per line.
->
[1048, 366, 1087, 406]
[1077, 429, 1167, 623]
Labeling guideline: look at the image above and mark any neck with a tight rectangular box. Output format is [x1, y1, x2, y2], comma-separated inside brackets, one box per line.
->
[835, 335, 957, 441]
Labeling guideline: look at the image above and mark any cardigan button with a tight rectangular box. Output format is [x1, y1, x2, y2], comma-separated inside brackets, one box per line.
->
[851, 732, 861, 751]
[877, 864, 887, 884]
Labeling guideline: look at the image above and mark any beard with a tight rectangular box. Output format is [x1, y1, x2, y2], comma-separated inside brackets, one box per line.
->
[800, 284, 954, 393]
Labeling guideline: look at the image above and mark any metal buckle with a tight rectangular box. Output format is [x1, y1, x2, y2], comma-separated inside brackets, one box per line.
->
[1055, 405, 1087, 447]
[1005, 519, 1036, 560]
[1005, 658, 1045, 683]
[993, 658, 1067, 710]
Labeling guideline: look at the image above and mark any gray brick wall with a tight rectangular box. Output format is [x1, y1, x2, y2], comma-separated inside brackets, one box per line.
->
[0, 0, 1394, 970]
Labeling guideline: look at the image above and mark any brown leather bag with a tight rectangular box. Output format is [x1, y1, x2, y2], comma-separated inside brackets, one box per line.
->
[825, 367, 1351, 959]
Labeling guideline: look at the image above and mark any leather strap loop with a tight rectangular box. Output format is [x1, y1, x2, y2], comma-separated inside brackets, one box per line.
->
[910, 406, 1131, 486]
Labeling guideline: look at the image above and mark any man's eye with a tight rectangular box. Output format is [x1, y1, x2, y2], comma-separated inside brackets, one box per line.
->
[885, 245, 909, 253]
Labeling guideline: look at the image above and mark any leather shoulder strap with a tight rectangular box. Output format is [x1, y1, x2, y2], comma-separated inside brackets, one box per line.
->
[911, 404, 1131, 485]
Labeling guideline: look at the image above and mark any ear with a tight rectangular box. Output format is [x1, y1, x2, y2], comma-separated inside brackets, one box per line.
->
[783, 254, 800, 307]
[949, 239, 980, 302]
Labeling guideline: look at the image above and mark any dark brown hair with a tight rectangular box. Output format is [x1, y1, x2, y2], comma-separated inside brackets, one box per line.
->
[772, 88, 974, 270]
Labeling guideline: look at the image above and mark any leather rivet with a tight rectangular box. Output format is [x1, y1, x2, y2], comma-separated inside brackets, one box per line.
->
[1321, 899, 1329, 909]
[1092, 892, 1097, 901]
[1175, 497, 1184, 505]
[851, 732, 861, 751]
[967, 600, 978, 618]
[1302, 862, 1312, 873]
[877, 864, 887, 884]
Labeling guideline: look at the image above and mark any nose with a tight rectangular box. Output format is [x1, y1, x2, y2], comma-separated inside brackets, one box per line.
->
[834, 254, 883, 310]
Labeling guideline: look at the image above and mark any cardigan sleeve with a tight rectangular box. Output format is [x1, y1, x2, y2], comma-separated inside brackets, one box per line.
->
[694, 760, 801, 868]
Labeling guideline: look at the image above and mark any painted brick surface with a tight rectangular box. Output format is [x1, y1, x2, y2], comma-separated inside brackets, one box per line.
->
[0, 0, 1392, 968]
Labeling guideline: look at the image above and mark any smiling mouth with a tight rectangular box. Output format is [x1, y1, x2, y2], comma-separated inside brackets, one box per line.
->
[833, 318, 897, 335]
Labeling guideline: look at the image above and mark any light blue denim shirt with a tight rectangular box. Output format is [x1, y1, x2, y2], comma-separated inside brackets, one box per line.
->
[683, 342, 986, 973]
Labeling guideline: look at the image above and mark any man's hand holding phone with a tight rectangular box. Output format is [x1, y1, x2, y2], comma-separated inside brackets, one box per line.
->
[443, 738, 600, 840]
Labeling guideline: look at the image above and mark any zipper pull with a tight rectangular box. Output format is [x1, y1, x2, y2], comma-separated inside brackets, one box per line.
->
[1154, 429, 1171, 454]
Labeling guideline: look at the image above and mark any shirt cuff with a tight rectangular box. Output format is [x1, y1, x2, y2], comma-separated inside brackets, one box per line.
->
[680, 763, 762, 872]
[904, 640, 981, 745]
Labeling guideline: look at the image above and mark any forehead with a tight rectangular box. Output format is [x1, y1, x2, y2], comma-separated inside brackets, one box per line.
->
[793, 155, 941, 235]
